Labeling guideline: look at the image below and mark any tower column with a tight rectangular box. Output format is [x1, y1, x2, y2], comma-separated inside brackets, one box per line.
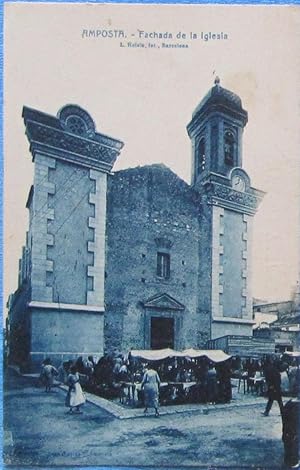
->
[206, 178, 264, 339]
[187, 78, 264, 343]
[22, 104, 124, 369]
[87, 169, 107, 307]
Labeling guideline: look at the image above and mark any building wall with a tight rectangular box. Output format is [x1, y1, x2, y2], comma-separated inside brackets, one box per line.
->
[30, 308, 104, 370]
[211, 320, 252, 339]
[222, 210, 244, 317]
[197, 196, 213, 333]
[30, 154, 56, 303]
[104, 165, 210, 353]
[7, 104, 124, 370]
[209, 207, 254, 339]
[47, 160, 95, 304]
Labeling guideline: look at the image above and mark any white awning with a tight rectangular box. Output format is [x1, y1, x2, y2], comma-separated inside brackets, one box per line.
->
[130, 348, 231, 363]
[130, 348, 185, 361]
[182, 348, 231, 363]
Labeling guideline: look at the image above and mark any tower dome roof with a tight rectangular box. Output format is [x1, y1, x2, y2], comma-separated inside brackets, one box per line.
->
[192, 80, 244, 118]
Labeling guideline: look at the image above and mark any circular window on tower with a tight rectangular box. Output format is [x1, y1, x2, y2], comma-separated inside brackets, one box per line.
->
[58, 105, 96, 138]
[65, 115, 88, 136]
[224, 130, 235, 165]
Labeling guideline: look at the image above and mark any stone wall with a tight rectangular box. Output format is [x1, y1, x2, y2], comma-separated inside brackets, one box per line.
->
[8, 104, 125, 370]
[30, 307, 104, 370]
[30, 154, 56, 302]
[197, 196, 213, 343]
[46, 160, 94, 304]
[105, 164, 210, 353]
[222, 210, 244, 318]
[211, 320, 253, 339]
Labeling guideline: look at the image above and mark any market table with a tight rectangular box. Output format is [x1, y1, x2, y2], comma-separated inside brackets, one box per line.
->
[123, 381, 169, 403]
[168, 381, 197, 390]
[248, 376, 265, 395]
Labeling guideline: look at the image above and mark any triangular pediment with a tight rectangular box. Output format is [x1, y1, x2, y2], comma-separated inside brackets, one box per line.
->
[143, 293, 185, 311]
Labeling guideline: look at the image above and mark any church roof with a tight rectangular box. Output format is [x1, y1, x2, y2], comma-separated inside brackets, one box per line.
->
[113, 164, 191, 190]
[192, 82, 244, 118]
[110, 164, 201, 205]
[187, 78, 248, 137]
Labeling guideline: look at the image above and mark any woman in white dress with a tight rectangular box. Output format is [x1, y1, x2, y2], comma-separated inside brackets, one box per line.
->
[65, 365, 86, 414]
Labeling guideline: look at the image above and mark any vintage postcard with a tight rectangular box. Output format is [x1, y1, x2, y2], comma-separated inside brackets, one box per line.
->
[3, 3, 300, 468]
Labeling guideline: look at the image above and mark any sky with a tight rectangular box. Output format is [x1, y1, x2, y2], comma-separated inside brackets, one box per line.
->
[4, 3, 300, 309]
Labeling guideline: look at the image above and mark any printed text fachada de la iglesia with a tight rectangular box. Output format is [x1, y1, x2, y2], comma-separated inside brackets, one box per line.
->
[137, 30, 228, 41]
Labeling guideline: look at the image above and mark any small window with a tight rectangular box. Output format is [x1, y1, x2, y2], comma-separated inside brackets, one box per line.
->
[197, 137, 206, 175]
[157, 252, 170, 279]
[224, 130, 235, 164]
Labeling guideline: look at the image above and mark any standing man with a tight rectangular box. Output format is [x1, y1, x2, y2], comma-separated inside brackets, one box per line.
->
[262, 357, 284, 417]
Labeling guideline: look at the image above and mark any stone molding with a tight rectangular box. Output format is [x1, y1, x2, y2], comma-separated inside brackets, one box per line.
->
[207, 182, 263, 215]
[244, 214, 253, 321]
[30, 154, 56, 302]
[143, 308, 183, 350]
[30, 351, 102, 355]
[28, 300, 104, 312]
[241, 216, 248, 315]
[212, 317, 255, 325]
[87, 170, 107, 307]
[143, 293, 185, 311]
[211, 206, 224, 320]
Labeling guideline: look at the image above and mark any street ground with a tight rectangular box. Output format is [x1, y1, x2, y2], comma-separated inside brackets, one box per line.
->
[4, 369, 286, 469]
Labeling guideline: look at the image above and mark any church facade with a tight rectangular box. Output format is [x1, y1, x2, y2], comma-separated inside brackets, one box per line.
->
[8, 80, 264, 370]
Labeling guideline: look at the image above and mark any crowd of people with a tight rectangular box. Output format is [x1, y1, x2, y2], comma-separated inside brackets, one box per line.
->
[234, 355, 300, 397]
[40, 353, 300, 398]
[39, 353, 234, 408]
[38, 352, 300, 465]
[39, 352, 300, 411]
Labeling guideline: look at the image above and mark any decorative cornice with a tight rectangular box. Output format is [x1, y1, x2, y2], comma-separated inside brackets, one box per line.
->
[143, 293, 185, 311]
[23, 105, 124, 172]
[201, 179, 264, 215]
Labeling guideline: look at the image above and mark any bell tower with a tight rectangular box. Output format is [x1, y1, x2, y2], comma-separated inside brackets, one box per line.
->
[187, 78, 265, 340]
[188, 77, 248, 185]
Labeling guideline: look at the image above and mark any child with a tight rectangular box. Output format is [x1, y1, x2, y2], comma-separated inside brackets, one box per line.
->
[65, 366, 86, 414]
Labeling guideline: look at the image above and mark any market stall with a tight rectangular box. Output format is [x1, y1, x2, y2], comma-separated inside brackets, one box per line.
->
[126, 348, 232, 406]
